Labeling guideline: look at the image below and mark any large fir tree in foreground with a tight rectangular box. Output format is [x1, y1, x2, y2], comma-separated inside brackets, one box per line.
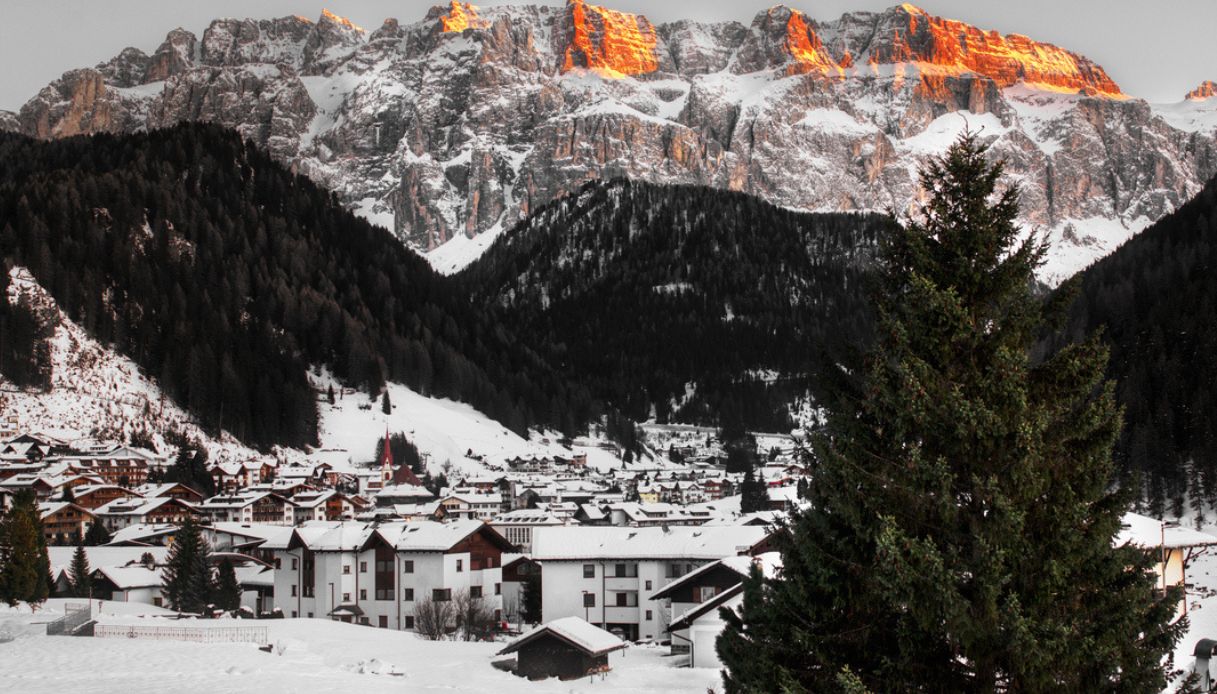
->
[718, 135, 1183, 692]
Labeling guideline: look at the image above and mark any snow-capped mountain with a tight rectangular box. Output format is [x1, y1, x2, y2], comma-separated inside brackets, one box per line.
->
[3, 1, 1216, 284]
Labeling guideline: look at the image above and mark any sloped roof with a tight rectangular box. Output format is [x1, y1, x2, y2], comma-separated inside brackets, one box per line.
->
[1118, 512, 1217, 549]
[530, 526, 770, 561]
[651, 552, 782, 601]
[363, 519, 515, 553]
[497, 617, 626, 657]
[667, 585, 741, 632]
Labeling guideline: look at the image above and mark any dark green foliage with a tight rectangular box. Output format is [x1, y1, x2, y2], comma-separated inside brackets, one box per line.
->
[0, 491, 51, 608]
[0, 264, 54, 389]
[213, 558, 242, 612]
[1059, 174, 1217, 509]
[738, 468, 768, 514]
[463, 179, 892, 433]
[719, 135, 1182, 692]
[83, 521, 111, 547]
[161, 516, 214, 614]
[520, 569, 542, 624]
[163, 438, 216, 498]
[381, 390, 392, 415]
[374, 432, 423, 475]
[68, 541, 91, 598]
[0, 125, 594, 449]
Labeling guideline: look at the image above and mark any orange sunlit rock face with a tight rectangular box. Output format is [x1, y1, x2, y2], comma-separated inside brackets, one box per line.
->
[869, 4, 1123, 97]
[784, 11, 842, 76]
[561, 0, 659, 78]
[1186, 81, 1217, 101]
[439, 1, 489, 33]
[320, 8, 363, 32]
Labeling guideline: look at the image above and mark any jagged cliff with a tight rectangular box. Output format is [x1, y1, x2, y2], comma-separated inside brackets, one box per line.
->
[6, 1, 1217, 283]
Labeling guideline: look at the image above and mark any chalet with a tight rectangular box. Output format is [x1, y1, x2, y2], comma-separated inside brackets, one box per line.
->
[68, 484, 141, 509]
[529, 525, 772, 642]
[137, 482, 206, 504]
[48, 546, 169, 604]
[39, 502, 97, 544]
[438, 492, 502, 521]
[651, 553, 781, 668]
[291, 490, 356, 523]
[1, 432, 71, 461]
[266, 519, 515, 631]
[497, 617, 626, 681]
[211, 461, 274, 493]
[61, 445, 165, 486]
[199, 491, 295, 525]
[700, 478, 736, 501]
[94, 496, 200, 531]
[1118, 512, 1217, 618]
[604, 502, 714, 528]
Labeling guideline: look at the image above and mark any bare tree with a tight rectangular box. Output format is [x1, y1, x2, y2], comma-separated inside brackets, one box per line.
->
[414, 597, 454, 641]
[453, 589, 495, 642]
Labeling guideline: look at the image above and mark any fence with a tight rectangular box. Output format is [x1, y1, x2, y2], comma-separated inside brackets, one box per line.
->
[93, 624, 268, 644]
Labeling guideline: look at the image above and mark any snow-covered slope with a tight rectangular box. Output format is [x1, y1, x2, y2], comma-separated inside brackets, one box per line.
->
[5, 3, 1215, 285]
[3, 266, 619, 475]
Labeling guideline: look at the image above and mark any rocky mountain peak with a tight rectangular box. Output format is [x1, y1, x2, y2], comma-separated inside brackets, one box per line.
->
[559, 0, 663, 77]
[437, 1, 490, 33]
[1187, 81, 1217, 101]
[855, 4, 1123, 97]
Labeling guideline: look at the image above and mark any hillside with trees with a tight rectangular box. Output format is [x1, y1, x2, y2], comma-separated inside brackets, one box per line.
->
[462, 179, 893, 432]
[0, 125, 595, 449]
[1060, 173, 1217, 514]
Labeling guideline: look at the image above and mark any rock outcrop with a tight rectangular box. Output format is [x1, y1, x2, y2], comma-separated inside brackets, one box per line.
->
[10, 3, 1217, 283]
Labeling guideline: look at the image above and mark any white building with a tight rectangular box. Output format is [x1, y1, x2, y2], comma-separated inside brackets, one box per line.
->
[265, 519, 515, 631]
[528, 525, 772, 642]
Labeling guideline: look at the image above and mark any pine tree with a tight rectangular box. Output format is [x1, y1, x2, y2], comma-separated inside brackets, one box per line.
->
[83, 521, 111, 546]
[0, 491, 51, 608]
[381, 389, 392, 414]
[739, 469, 768, 514]
[520, 569, 543, 625]
[161, 516, 214, 614]
[68, 541, 91, 598]
[718, 134, 1183, 692]
[213, 557, 242, 612]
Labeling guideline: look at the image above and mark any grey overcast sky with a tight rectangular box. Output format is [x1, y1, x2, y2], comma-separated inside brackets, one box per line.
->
[2, 0, 1215, 111]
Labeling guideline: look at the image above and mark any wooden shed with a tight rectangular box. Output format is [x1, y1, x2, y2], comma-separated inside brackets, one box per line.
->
[497, 617, 626, 681]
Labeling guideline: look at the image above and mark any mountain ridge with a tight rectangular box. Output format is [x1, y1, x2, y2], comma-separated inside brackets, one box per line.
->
[2, 2, 1215, 284]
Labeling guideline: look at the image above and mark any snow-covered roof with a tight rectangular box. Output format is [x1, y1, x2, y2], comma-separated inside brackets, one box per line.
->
[652, 552, 782, 601]
[1118, 513, 1217, 549]
[366, 519, 513, 552]
[48, 546, 168, 576]
[530, 525, 770, 561]
[498, 616, 627, 657]
[96, 565, 164, 589]
[491, 509, 569, 525]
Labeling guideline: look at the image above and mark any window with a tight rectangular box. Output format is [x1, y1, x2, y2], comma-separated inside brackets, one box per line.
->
[274, 558, 281, 569]
[359, 617, 369, 625]
[376, 588, 393, 601]
[291, 585, 297, 597]
[405, 616, 415, 629]
[360, 561, 368, 573]
[583, 593, 596, 608]
[308, 612, 314, 618]
[613, 563, 637, 578]
[404, 588, 414, 601]
[583, 564, 595, 578]
[470, 586, 482, 598]
[291, 558, 298, 570]
[292, 611, 298, 618]
[494, 583, 501, 596]
[645, 610, 653, 621]
[343, 593, 350, 602]
[343, 565, 351, 575]
[456, 559, 464, 572]
[360, 589, 367, 600]
[153, 597, 163, 607]
[404, 560, 414, 574]
[433, 589, 452, 602]
[375, 560, 393, 573]
[645, 580, 652, 591]
[615, 592, 638, 607]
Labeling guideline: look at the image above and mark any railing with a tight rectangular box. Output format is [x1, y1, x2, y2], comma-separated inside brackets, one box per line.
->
[46, 602, 91, 636]
[93, 624, 268, 644]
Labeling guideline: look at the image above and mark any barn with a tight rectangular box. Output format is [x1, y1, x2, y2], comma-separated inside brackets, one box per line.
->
[497, 617, 626, 681]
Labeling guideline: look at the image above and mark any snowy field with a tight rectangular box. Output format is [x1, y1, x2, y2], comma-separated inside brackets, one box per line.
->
[0, 601, 719, 694]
